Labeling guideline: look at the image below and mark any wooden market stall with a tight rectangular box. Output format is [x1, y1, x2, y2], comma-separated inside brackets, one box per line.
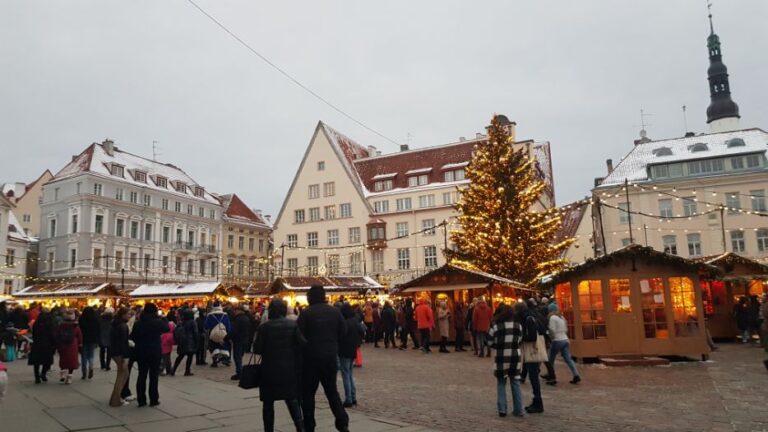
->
[694, 252, 768, 339]
[392, 264, 533, 342]
[128, 282, 232, 309]
[268, 276, 384, 306]
[13, 283, 123, 309]
[544, 244, 719, 360]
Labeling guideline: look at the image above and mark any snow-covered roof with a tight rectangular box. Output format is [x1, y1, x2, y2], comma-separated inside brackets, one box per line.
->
[15, 283, 113, 298]
[404, 167, 433, 175]
[598, 128, 768, 187]
[371, 173, 397, 180]
[53, 141, 221, 204]
[129, 282, 223, 298]
[441, 161, 470, 170]
[7, 211, 31, 243]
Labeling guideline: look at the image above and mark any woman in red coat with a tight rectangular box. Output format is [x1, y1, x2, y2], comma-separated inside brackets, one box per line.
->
[55, 309, 82, 384]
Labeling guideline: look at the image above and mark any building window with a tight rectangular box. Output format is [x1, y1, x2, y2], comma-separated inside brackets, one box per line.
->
[418, 195, 435, 208]
[5, 249, 14, 267]
[609, 278, 632, 313]
[669, 277, 699, 337]
[328, 254, 339, 274]
[259, 239, 264, 252]
[161, 199, 168, 210]
[93, 249, 102, 269]
[194, 187, 205, 198]
[687, 233, 702, 256]
[730, 230, 746, 253]
[443, 191, 459, 205]
[156, 176, 168, 188]
[373, 201, 389, 213]
[395, 222, 409, 238]
[129, 191, 138, 204]
[397, 248, 410, 270]
[725, 193, 741, 214]
[175, 182, 187, 194]
[47, 251, 55, 272]
[555, 282, 575, 338]
[323, 182, 335, 197]
[144, 223, 153, 241]
[408, 175, 429, 187]
[372, 250, 384, 272]
[130, 221, 139, 239]
[731, 157, 744, 169]
[187, 204, 193, 215]
[374, 180, 393, 192]
[116, 219, 125, 237]
[422, 219, 436, 236]
[287, 258, 298, 276]
[396, 198, 411, 211]
[112, 165, 124, 177]
[248, 238, 255, 251]
[618, 202, 631, 224]
[308, 184, 320, 199]
[95, 215, 103, 234]
[682, 197, 697, 216]
[751, 190, 766, 212]
[294, 209, 305, 223]
[93, 183, 103, 196]
[324, 205, 336, 220]
[640, 278, 668, 339]
[199, 259, 205, 276]
[163, 226, 170, 243]
[746, 154, 761, 168]
[339, 203, 352, 218]
[70, 248, 77, 268]
[317, 161, 325, 171]
[143, 194, 151, 207]
[348, 227, 361, 244]
[307, 232, 318, 248]
[133, 171, 146, 183]
[115, 188, 124, 201]
[307, 256, 319, 276]
[49, 219, 57, 237]
[350, 252, 362, 274]
[424, 246, 438, 268]
[287, 234, 298, 248]
[368, 226, 385, 241]
[198, 207, 204, 218]
[658, 199, 673, 218]
[237, 260, 244, 276]
[176, 256, 183, 274]
[226, 235, 234, 249]
[247, 260, 254, 277]
[327, 229, 339, 246]
[621, 238, 631, 247]
[115, 251, 123, 271]
[308, 207, 320, 221]
[577, 280, 606, 339]
[71, 214, 78, 233]
[239, 236, 245, 250]
[443, 169, 465, 182]
[174, 202, 182, 213]
[757, 229, 768, 253]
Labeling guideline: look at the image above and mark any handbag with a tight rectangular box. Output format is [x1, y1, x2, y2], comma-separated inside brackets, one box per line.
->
[521, 334, 549, 363]
[238, 353, 262, 389]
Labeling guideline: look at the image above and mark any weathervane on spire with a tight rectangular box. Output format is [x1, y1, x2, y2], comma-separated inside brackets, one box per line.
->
[707, 1, 714, 34]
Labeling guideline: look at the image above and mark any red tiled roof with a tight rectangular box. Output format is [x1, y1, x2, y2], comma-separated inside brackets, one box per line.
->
[354, 141, 475, 191]
[219, 193, 269, 227]
[554, 201, 589, 245]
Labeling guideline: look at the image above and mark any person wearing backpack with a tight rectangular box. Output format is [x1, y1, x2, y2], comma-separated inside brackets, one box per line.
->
[54, 309, 82, 384]
[204, 303, 231, 368]
[172, 309, 198, 376]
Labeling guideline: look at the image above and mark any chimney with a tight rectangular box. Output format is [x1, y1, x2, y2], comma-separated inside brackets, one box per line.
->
[253, 208, 263, 216]
[459, 136, 466, 142]
[508, 121, 517, 142]
[606, 159, 614, 174]
[400, 144, 409, 152]
[376, 150, 382, 156]
[475, 133, 484, 139]
[102, 139, 115, 156]
[367, 145, 377, 156]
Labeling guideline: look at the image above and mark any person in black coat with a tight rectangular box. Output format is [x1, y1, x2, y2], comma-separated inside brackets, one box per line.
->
[78, 307, 101, 380]
[380, 302, 397, 349]
[172, 309, 198, 377]
[109, 308, 131, 407]
[99, 308, 113, 371]
[195, 309, 208, 365]
[29, 311, 56, 383]
[338, 304, 364, 407]
[297, 285, 349, 432]
[400, 298, 419, 350]
[254, 298, 306, 432]
[130, 303, 170, 407]
[229, 306, 253, 381]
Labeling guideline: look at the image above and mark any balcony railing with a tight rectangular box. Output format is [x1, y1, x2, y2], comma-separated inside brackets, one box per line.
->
[197, 245, 216, 254]
[174, 241, 194, 251]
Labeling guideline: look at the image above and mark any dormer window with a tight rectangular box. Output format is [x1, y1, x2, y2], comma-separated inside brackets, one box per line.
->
[407, 175, 429, 187]
[653, 147, 673, 157]
[443, 169, 466, 182]
[688, 143, 709, 153]
[174, 182, 187, 194]
[134, 170, 147, 183]
[155, 176, 168, 188]
[111, 164, 124, 177]
[194, 186, 205, 198]
[374, 180, 393, 192]
[726, 138, 746, 148]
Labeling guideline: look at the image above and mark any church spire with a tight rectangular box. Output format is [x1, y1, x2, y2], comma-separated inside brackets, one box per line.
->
[705, 2, 740, 132]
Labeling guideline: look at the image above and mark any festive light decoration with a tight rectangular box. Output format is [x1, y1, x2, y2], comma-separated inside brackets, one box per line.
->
[447, 115, 573, 286]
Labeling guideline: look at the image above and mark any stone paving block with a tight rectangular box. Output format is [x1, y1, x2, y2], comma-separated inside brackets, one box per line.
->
[99, 403, 175, 424]
[152, 396, 218, 418]
[125, 415, 221, 432]
[45, 405, 123, 430]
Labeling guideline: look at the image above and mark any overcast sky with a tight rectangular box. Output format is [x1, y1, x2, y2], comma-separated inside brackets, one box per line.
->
[2, 1, 767, 218]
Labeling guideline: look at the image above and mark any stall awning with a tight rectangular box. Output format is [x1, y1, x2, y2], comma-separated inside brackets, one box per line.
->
[129, 282, 225, 299]
[14, 283, 118, 299]
[401, 283, 488, 293]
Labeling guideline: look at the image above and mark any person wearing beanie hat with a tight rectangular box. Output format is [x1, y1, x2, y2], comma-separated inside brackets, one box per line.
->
[297, 284, 349, 432]
[544, 301, 580, 386]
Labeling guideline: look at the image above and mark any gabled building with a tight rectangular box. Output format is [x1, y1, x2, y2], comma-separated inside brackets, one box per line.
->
[2, 169, 54, 237]
[0, 194, 31, 296]
[274, 116, 556, 285]
[216, 193, 273, 287]
[38, 139, 224, 288]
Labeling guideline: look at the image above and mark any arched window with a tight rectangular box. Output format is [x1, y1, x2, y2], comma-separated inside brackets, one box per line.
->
[726, 138, 745, 148]
[653, 147, 673, 157]
[689, 143, 709, 153]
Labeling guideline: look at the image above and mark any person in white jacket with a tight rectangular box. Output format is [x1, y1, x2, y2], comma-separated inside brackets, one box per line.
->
[544, 303, 581, 385]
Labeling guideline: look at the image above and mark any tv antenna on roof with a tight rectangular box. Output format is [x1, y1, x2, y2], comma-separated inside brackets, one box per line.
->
[152, 140, 161, 161]
[633, 109, 653, 139]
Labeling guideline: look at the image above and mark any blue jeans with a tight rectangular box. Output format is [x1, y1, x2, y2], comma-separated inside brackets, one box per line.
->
[81, 343, 97, 377]
[496, 375, 523, 416]
[548, 340, 579, 379]
[524, 363, 542, 401]
[339, 357, 356, 404]
[476, 332, 488, 356]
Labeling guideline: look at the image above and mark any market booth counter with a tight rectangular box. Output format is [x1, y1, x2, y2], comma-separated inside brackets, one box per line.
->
[268, 276, 384, 305]
[128, 282, 232, 309]
[544, 244, 720, 360]
[694, 253, 768, 339]
[391, 264, 533, 342]
[13, 283, 122, 309]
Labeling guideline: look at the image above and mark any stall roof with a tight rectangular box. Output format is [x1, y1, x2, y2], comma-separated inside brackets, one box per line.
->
[543, 244, 721, 285]
[129, 282, 224, 298]
[243, 281, 271, 297]
[14, 283, 118, 299]
[392, 264, 531, 295]
[269, 276, 383, 294]
[693, 252, 768, 278]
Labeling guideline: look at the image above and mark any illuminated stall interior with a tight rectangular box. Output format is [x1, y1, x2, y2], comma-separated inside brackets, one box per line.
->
[694, 252, 768, 339]
[268, 276, 384, 307]
[13, 283, 123, 309]
[128, 282, 234, 310]
[545, 244, 719, 360]
[392, 264, 532, 342]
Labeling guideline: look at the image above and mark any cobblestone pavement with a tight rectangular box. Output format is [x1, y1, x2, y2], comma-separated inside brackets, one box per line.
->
[192, 343, 768, 432]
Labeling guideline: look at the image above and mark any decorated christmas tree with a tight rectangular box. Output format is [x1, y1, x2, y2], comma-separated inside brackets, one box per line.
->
[448, 115, 572, 285]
